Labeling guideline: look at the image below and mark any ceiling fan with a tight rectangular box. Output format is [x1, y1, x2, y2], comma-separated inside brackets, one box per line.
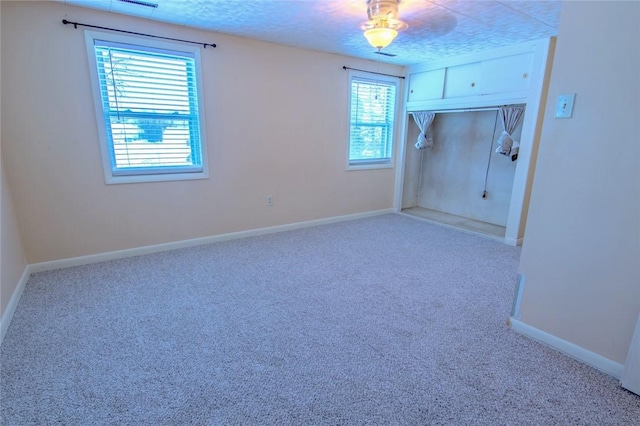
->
[361, 0, 408, 55]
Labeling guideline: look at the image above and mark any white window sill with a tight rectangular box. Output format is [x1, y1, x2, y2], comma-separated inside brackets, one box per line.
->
[104, 171, 209, 185]
[346, 162, 394, 171]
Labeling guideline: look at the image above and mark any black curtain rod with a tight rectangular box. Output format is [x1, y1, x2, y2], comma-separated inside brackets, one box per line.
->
[62, 19, 216, 49]
[342, 66, 405, 79]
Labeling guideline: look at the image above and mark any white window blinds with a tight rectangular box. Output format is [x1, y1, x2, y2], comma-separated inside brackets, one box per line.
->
[93, 40, 203, 176]
[348, 77, 397, 166]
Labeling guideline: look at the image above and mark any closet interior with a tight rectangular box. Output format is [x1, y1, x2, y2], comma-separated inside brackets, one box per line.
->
[402, 107, 523, 240]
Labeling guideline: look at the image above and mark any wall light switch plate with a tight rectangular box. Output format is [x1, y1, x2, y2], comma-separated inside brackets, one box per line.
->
[555, 93, 576, 118]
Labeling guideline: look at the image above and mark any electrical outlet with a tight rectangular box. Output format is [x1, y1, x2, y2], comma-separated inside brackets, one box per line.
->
[266, 195, 273, 206]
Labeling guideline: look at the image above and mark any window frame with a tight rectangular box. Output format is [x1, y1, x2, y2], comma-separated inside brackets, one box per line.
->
[346, 70, 399, 171]
[84, 30, 209, 184]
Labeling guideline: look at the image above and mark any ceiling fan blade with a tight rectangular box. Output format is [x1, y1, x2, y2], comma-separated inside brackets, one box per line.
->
[374, 51, 397, 57]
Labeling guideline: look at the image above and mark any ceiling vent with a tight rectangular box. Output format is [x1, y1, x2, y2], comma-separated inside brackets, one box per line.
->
[116, 0, 159, 8]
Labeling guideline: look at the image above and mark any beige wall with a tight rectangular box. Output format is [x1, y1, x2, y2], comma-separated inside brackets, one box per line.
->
[518, 1, 640, 364]
[1, 2, 402, 264]
[1, 0, 29, 321]
[1, 164, 27, 319]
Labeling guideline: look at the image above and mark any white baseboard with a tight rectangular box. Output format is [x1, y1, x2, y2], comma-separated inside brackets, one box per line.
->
[29, 209, 394, 273]
[510, 318, 625, 379]
[0, 265, 32, 345]
[504, 236, 524, 246]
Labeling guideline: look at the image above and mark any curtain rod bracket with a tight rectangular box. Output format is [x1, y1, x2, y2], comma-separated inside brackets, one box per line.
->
[62, 19, 217, 49]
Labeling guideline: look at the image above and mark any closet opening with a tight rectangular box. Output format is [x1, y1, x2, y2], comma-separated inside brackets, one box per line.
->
[400, 106, 524, 241]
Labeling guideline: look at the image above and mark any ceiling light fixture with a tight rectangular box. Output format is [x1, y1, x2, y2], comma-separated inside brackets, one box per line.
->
[361, 0, 408, 50]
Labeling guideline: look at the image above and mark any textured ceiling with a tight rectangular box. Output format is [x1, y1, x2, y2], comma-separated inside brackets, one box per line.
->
[61, 0, 562, 66]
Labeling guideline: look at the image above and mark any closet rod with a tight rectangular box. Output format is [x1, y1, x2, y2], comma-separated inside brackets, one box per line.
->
[408, 104, 525, 115]
[409, 107, 499, 114]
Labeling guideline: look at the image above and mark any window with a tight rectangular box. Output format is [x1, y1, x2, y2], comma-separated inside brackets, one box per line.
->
[347, 72, 398, 169]
[85, 32, 208, 184]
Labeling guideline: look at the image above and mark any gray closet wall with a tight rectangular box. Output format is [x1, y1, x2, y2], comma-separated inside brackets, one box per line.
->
[403, 110, 523, 227]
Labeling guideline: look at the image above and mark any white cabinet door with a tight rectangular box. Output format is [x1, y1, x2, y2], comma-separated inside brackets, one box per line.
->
[443, 62, 481, 98]
[407, 68, 445, 102]
[481, 53, 534, 95]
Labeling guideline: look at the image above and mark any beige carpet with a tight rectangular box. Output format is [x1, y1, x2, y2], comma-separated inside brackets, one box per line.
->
[1, 214, 638, 424]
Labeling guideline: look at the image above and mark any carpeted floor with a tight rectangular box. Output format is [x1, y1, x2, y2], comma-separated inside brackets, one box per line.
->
[1, 214, 638, 424]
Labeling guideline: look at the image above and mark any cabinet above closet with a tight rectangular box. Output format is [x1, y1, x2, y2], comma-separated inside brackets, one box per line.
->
[405, 40, 547, 110]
